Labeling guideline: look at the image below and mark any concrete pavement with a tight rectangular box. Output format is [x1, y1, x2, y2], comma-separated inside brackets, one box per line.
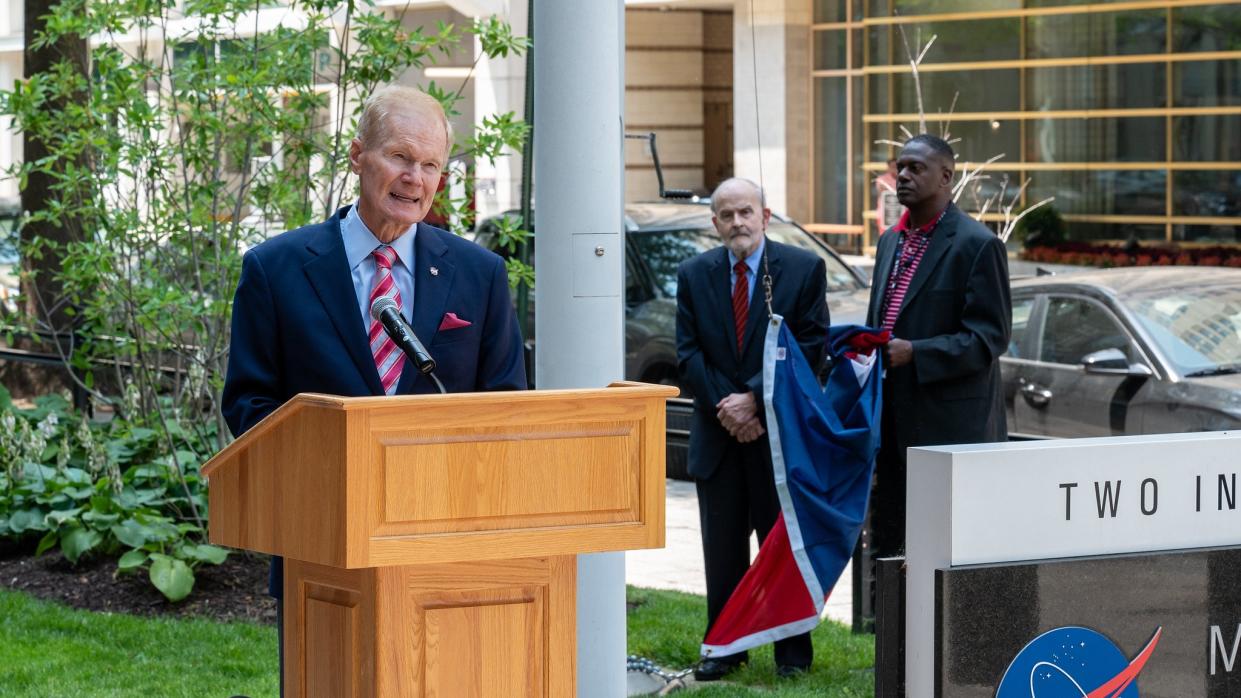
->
[625, 478, 853, 625]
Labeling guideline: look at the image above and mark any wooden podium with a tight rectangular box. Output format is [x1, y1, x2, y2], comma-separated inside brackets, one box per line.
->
[202, 381, 677, 697]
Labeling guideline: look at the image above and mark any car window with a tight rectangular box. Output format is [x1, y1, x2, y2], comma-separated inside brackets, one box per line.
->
[1039, 297, 1135, 365]
[1127, 289, 1241, 376]
[629, 228, 720, 297]
[625, 245, 654, 305]
[766, 224, 863, 293]
[480, 212, 865, 299]
[628, 225, 863, 299]
[1006, 296, 1036, 358]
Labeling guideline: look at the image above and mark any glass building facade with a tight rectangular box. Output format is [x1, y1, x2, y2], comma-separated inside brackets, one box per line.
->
[810, 0, 1241, 251]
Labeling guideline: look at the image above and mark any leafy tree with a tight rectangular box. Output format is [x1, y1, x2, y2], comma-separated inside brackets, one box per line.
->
[0, 0, 529, 597]
[20, 0, 86, 333]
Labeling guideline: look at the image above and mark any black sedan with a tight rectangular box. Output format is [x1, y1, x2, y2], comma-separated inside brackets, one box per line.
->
[475, 201, 871, 477]
[1003, 267, 1241, 438]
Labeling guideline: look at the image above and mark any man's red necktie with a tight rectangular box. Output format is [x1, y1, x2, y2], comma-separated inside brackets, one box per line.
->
[732, 260, 749, 353]
[368, 245, 404, 395]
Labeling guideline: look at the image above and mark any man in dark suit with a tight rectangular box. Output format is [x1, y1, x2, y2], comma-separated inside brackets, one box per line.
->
[865, 134, 1011, 559]
[676, 177, 829, 681]
[221, 85, 525, 692]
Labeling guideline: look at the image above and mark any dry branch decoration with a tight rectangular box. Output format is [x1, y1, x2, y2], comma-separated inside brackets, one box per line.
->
[876, 25, 1054, 243]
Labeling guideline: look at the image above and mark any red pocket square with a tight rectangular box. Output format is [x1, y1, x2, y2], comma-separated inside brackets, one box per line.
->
[439, 312, 472, 331]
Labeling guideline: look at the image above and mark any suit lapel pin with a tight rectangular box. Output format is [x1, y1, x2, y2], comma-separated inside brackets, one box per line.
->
[430, 266, 439, 276]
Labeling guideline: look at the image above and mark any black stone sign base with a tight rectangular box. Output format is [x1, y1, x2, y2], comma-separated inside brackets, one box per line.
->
[876, 556, 906, 698]
[936, 545, 1241, 697]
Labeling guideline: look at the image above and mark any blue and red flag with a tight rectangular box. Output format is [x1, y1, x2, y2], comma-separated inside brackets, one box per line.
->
[702, 316, 886, 657]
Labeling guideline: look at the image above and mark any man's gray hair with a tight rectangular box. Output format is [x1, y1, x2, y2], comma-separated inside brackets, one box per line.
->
[356, 84, 453, 157]
[709, 177, 766, 213]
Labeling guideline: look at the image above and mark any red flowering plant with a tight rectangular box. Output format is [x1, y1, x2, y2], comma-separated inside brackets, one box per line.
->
[1020, 242, 1241, 268]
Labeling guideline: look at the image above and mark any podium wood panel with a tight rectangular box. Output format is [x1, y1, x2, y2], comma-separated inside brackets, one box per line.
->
[204, 383, 674, 568]
[283, 562, 376, 698]
[207, 405, 350, 568]
[357, 387, 666, 566]
[285, 556, 575, 697]
[374, 420, 637, 534]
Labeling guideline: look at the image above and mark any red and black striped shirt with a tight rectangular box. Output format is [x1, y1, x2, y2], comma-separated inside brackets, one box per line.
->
[879, 207, 948, 331]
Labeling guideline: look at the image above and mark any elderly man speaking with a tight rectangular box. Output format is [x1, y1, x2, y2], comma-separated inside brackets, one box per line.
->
[222, 84, 526, 692]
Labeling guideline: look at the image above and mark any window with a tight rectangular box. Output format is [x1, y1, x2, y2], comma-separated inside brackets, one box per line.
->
[1040, 297, 1134, 365]
[856, 1, 1235, 247]
[1025, 117, 1166, 164]
[1028, 170, 1166, 218]
[1128, 287, 1241, 376]
[888, 0, 1019, 16]
[814, 78, 848, 223]
[867, 18, 1019, 65]
[1173, 61, 1241, 108]
[815, 31, 848, 70]
[1174, 171, 1241, 219]
[1173, 6, 1241, 53]
[889, 69, 1020, 116]
[1026, 64, 1166, 111]
[766, 224, 864, 293]
[814, 0, 846, 23]
[1174, 115, 1241, 162]
[629, 229, 718, 298]
[625, 244, 655, 306]
[1007, 296, 1036, 358]
[1027, 10, 1165, 59]
[937, 120, 1022, 165]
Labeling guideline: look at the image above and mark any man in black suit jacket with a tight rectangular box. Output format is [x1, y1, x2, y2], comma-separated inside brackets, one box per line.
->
[676, 177, 829, 681]
[865, 135, 1012, 559]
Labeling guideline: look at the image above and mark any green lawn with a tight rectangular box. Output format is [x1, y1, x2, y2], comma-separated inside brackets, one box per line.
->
[0, 590, 278, 697]
[0, 586, 874, 697]
[627, 587, 875, 696]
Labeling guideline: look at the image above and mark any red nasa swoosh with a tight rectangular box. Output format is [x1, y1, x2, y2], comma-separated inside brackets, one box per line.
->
[1085, 627, 1162, 698]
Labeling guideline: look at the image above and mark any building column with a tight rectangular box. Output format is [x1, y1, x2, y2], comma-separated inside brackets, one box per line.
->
[732, 0, 811, 221]
[0, 53, 19, 202]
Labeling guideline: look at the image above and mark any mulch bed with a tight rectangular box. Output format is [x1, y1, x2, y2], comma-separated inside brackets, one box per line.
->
[0, 543, 276, 625]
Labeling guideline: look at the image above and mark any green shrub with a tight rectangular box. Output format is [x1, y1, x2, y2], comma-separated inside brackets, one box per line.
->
[1015, 204, 1067, 249]
[0, 386, 224, 602]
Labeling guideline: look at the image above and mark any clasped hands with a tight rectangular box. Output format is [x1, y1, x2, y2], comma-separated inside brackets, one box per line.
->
[716, 391, 764, 443]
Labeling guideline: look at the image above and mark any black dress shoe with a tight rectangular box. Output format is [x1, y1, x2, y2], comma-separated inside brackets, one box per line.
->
[694, 657, 744, 681]
[776, 664, 809, 679]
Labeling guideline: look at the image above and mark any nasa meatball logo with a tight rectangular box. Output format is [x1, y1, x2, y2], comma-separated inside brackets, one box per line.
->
[996, 626, 1162, 697]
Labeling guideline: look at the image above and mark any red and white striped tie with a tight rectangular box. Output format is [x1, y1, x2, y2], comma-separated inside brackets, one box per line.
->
[368, 245, 404, 395]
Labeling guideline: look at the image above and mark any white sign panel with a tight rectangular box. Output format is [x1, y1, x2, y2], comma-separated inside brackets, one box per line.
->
[903, 431, 1241, 698]
[942, 431, 1241, 565]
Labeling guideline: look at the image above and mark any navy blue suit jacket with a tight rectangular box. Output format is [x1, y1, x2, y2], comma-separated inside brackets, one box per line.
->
[221, 206, 526, 594]
[675, 239, 829, 480]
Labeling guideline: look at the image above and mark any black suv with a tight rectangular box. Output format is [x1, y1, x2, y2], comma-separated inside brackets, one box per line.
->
[475, 201, 870, 478]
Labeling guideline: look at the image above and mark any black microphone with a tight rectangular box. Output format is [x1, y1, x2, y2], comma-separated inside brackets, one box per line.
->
[369, 296, 436, 375]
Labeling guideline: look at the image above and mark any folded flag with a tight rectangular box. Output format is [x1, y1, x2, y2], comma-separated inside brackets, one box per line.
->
[843, 328, 891, 360]
[701, 316, 886, 658]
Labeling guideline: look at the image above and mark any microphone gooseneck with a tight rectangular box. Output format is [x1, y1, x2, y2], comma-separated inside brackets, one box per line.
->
[370, 296, 437, 376]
